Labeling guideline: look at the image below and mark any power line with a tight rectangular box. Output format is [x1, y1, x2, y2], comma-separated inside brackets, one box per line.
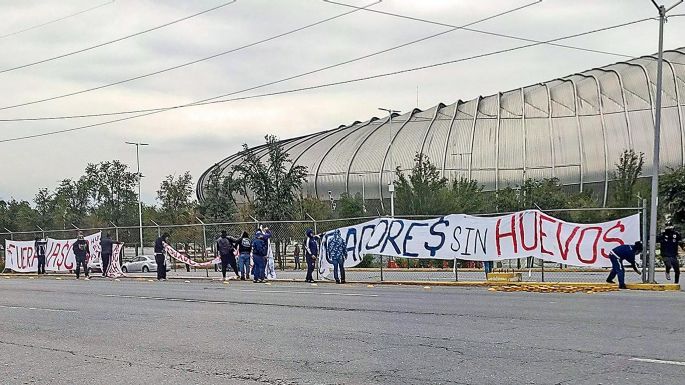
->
[324, 0, 635, 59]
[0, 1, 115, 40]
[0, 0, 381, 112]
[0, 16, 655, 144]
[0, 0, 543, 122]
[0, 0, 237, 75]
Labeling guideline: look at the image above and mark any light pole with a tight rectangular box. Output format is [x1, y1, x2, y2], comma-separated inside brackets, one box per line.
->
[648, 0, 682, 283]
[378, 108, 400, 217]
[126, 142, 149, 255]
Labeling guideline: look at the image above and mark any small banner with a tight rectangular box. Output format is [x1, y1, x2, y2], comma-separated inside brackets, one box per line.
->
[318, 210, 640, 275]
[163, 242, 220, 267]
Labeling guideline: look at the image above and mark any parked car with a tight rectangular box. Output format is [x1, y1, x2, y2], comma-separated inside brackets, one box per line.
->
[121, 255, 170, 273]
[87, 259, 102, 275]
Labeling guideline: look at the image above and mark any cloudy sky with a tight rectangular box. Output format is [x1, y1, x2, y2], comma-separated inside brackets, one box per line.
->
[0, 0, 683, 205]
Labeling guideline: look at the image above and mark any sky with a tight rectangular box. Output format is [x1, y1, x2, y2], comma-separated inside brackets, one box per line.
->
[0, 0, 684, 205]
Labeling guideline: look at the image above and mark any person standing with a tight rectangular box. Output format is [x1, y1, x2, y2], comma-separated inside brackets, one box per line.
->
[237, 231, 252, 280]
[304, 229, 319, 283]
[327, 230, 347, 284]
[154, 233, 170, 281]
[658, 222, 683, 283]
[34, 237, 47, 275]
[606, 241, 643, 289]
[293, 243, 301, 270]
[217, 230, 240, 281]
[72, 232, 91, 280]
[251, 228, 271, 283]
[99, 233, 121, 277]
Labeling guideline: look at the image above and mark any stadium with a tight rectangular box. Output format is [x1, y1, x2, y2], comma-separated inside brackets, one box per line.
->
[197, 49, 685, 208]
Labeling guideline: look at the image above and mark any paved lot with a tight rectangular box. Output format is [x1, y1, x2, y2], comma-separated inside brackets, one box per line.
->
[0, 277, 683, 384]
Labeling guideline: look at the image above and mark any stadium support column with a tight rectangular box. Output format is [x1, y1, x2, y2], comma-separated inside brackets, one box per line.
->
[648, 0, 682, 283]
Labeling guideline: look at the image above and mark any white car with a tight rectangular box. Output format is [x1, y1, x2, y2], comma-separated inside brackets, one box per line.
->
[121, 255, 170, 273]
[87, 259, 102, 275]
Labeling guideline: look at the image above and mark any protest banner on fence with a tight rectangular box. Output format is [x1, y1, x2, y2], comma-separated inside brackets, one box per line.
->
[4, 232, 122, 274]
[318, 210, 640, 274]
[163, 243, 220, 267]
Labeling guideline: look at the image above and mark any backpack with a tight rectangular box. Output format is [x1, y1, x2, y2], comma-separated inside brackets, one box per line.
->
[241, 237, 251, 249]
[253, 238, 268, 256]
[217, 237, 233, 255]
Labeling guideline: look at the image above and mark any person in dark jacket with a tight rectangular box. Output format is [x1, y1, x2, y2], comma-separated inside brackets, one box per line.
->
[327, 229, 347, 284]
[658, 222, 684, 283]
[606, 241, 643, 289]
[154, 233, 170, 281]
[293, 243, 301, 270]
[304, 229, 319, 283]
[35, 237, 47, 275]
[72, 232, 90, 280]
[237, 231, 252, 280]
[99, 233, 121, 277]
[217, 230, 240, 281]
[251, 229, 271, 283]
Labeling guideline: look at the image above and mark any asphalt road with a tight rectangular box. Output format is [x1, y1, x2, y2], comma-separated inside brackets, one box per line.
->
[0, 277, 683, 385]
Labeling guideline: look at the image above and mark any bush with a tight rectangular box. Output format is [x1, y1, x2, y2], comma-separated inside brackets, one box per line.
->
[357, 254, 375, 268]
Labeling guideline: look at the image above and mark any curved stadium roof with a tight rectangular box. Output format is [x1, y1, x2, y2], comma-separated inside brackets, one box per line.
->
[198, 49, 685, 208]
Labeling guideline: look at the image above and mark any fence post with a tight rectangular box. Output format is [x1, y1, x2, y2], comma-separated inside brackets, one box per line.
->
[196, 217, 209, 278]
[641, 199, 648, 283]
[37, 226, 45, 239]
[109, 222, 119, 242]
[454, 258, 458, 282]
[4, 228, 13, 240]
[151, 220, 161, 238]
[540, 258, 545, 282]
[380, 255, 383, 282]
[306, 213, 318, 280]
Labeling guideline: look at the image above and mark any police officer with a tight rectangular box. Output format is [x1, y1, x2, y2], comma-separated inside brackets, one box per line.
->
[606, 241, 642, 289]
[658, 222, 684, 284]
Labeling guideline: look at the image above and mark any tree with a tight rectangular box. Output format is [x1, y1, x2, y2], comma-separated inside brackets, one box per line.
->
[52, 179, 90, 228]
[231, 135, 308, 221]
[338, 192, 365, 218]
[660, 166, 685, 224]
[83, 161, 138, 225]
[298, 196, 331, 220]
[197, 166, 236, 222]
[611, 149, 645, 207]
[34, 188, 54, 229]
[395, 153, 450, 215]
[157, 171, 196, 224]
[448, 178, 488, 214]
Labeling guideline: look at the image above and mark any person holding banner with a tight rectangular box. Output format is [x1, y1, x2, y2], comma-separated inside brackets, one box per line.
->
[304, 229, 319, 283]
[217, 230, 240, 281]
[327, 229, 346, 284]
[72, 232, 91, 280]
[100, 233, 121, 277]
[606, 241, 642, 289]
[34, 237, 47, 275]
[657, 222, 683, 284]
[154, 233, 170, 281]
[251, 229, 271, 283]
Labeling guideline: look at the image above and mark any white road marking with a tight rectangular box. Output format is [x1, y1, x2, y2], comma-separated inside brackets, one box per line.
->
[238, 289, 378, 297]
[0, 304, 77, 313]
[631, 357, 685, 367]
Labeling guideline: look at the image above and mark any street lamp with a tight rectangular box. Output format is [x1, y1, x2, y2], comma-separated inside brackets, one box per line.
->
[378, 107, 400, 217]
[126, 141, 149, 254]
[647, 0, 682, 283]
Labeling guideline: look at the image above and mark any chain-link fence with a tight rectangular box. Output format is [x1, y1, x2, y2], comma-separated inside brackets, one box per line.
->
[1, 206, 656, 283]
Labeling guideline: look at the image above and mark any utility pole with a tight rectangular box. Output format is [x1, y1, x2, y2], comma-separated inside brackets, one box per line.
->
[126, 142, 149, 255]
[378, 108, 400, 217]
[648, 0, 682, 283]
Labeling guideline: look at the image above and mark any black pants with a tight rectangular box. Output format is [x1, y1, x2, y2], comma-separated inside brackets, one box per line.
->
[221, 254, 239, 278]
[101, 253, 111, 276]
[305, 255, 316, 282]
[665, 256, 680, 284]
[37, 256, 46, 274]
[75, 258, 88, 279]
[155, 254, 166, 280]
[294, 256, 301, 270]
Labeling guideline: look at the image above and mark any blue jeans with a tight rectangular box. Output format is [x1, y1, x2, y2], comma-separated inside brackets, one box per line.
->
[333, 259, 345, 282]
[483, 261, 493, 274]
[238, 253, 251, 279]
[607, 255, 625, 287]
[253, 255, 266, 281]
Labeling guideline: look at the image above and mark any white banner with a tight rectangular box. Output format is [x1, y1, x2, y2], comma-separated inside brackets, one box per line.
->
[4, 232, 123, 273]
[163, 242, 220, 267]
[318, 210, 640, 274]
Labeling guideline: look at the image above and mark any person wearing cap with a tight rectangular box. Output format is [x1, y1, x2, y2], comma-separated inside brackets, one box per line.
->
[327, 229, 347, 284]
[251, 227, 271, 283]
[72, 232, 91, 280]
[35, 237, 47, 275]
[606, 241, 643, 289]
[154, 233, 170, 281]
[304, 229, 319, 283]
[657, 222, 683, 283]
[217, 230, 240, 281]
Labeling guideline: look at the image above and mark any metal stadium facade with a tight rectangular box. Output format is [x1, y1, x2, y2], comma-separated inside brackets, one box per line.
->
[198, 49, 685, 208]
